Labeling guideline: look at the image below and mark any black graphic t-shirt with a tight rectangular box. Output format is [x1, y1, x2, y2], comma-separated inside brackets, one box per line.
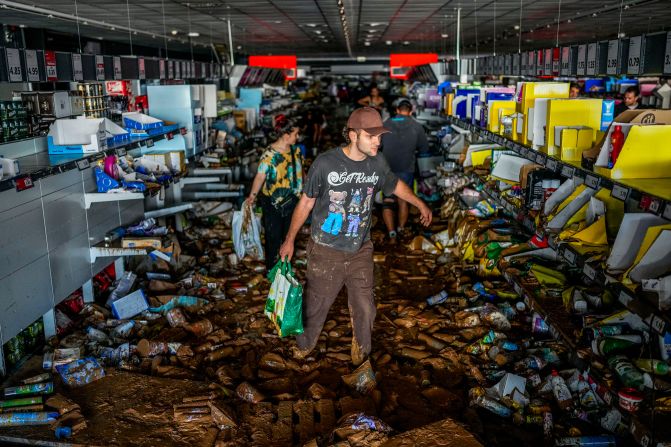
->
[304, 146, 398, 252]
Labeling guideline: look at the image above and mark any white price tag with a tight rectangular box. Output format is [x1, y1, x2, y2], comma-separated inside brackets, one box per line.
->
[663, 203, 671, 221]
[651, 316, 666, 335]
[528, 51, 535, 74]
[607, 39, 619, 75]
[586, 43, 597, 75]
[544, 48, 553, 75]
[561, 165, 575, 178]
[585, 174, 600, 189]
[627, 36, 642, 75]
[168, 60, 174, 79]
[159, 59, 166, 79]
[649, 199, 661, 214]
[138, 57, 145, 79]
[113, 56, 122, 80]
[5, 48, 23, 82]
[619, 290, 633, 306]
[71, 53, 83, 81]
[560, 47, 570, 75]
[24, 50, 40, 81]
[95, 55, 105, 80]
[577, 44, 587, 75]
[665, 32, 671, 74]
[546, 159, 558, 171]
[611, 184, 629, 201]
[583, 264, 596, 281]
[563, 247, 576, 265]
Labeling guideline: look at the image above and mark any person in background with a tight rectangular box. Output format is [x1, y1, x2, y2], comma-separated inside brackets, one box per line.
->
[357, 86, 385, 112]
[614, 85, 643, 116]
[278, 107, 432, 366]
[569, 83, 581, 98]
[245, 119, 303, 270]
[380, 98, 429, 243]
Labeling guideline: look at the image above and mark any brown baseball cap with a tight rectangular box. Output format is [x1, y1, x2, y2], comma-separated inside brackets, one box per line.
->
[346, 107, 390, 136]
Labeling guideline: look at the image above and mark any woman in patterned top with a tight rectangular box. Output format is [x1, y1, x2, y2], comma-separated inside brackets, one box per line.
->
[245, 118, 304, 269]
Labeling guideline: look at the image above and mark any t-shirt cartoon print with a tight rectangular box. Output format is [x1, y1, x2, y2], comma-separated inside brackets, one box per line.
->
[304, 146, 398, 253]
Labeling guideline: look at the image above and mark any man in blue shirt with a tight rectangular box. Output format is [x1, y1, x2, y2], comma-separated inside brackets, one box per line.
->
[380, 98, 429, 242]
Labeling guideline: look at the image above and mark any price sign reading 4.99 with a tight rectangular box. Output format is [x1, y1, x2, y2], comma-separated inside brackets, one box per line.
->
[24, 50, 40, 81]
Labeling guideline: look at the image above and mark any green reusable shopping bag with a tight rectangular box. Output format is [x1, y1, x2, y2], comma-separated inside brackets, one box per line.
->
[264, 260, 304, 337]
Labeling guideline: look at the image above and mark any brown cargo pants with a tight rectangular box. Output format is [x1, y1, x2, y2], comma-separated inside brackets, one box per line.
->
[296, 239, 375, 361]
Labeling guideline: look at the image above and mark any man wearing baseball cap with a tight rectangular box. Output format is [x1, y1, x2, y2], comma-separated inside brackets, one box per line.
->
[279, 107, 432, 365]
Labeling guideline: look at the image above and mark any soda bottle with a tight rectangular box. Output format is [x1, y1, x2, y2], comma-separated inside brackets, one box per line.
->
[608, 355, 644, 389]
[472, 395, 513, 417]
[608, 125, 624, 169]
[550, 370, 574, 410]
[634, 359, 669, 375]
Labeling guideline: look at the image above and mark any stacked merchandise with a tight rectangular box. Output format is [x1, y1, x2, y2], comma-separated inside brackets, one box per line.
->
[77, 83, 108, 119]
[0, 100, 30, 142]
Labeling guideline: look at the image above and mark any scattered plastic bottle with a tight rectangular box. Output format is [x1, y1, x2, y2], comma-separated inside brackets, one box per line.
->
[634, 359, 670, 375]
[608, 355, 645, 389]
[426, 289, 449, 306]
[550, 370, 574, 410]
[86, 326, 109, 343]
[555, 435, 617, 446]
[608, 125, 624, 169]
[55, 426, 72, 439]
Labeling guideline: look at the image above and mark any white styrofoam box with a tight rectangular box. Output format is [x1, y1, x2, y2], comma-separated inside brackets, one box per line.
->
[52, 91, 72, 118]
[111, 289, 148, 319]
[47, 118, 106, 154]
[0, 157, 18, 178]
[122, 112, 164, 130]
[77, 116, 128, 142]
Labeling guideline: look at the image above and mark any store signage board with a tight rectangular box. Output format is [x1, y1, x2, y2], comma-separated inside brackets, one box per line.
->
[6, 48, 23, 82]
[665, 32, 671, 74]
[45, 50, 58, 81]
[138, 57, 145, 79]
[544, 48, 552, 75]
[71, 53, 83, 81]
[95, 55, 105, 80]
[113, 56, 122, 80]
[552, 48, 560, 74]
[167, 60, 174, 79]
[586, 43, 597, 75]
[159, 59, 165, 79]
[628, 36, 642, 75]
[528, 51, 535, 75]
[536, 50, 544, 76]
[521, 53, 528, 75]
[607, 40, 619, 75]
[561, 47, 570, 75]
[513, 53, 520, 75]
[577, 44, 587, 75]
[24, 50, 40, 81]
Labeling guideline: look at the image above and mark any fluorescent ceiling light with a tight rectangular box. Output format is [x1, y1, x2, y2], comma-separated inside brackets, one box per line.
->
[188, 32, 199, 37]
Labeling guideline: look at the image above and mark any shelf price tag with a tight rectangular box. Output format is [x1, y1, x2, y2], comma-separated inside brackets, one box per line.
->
[76, 159, 90, 170]
[584, 174, 600, 189]
[563, 247, 577, 266]
[138, 57, 146, 79]
[546, 158, 558, 171]
[544, 48, 553, 75]
[71, 53, 83, 81]
[583, 264, 596, 281]
[665, 32, 671, 74]
[663, 203, 671, 221]
[586, 43, 597, 75]
[607, 39, 619, 75]
[619, 289, 633, 306]
[95, 55, 105, 80]
[536, 153, 546, 165]
[577, 44, 587, 76]
[611, 184, 629, 201]
[113, 56, 122, 80]
[6, 48, 23, 82]
[628, 36, 642, 75]
[116, 148, 126, 157]
[45, 50, 57, 81]
[14, 176, 34, 191]
[648, 198, 661, 214]
[24, 50, 40, 81]
[145, 138, 154, 148]
[561, 165, 575, 178]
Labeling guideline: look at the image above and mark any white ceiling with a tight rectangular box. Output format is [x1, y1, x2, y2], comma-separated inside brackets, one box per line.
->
[0, 0, 669, 58]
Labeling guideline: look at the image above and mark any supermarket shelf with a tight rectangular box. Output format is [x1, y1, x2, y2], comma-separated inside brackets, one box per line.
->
[450, 118, 671, 221]
[84, 192, 144, 209]
[144, 203, 193, 219]
[191, 168, 233, 176]
[0, 125, 184, 194]
[181, 176, 222, 185]
[89, 242, 148, 263]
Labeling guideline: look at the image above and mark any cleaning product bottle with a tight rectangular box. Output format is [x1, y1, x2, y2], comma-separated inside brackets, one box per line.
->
[608, 125, 624, 169]
[551, 370, 574, 410]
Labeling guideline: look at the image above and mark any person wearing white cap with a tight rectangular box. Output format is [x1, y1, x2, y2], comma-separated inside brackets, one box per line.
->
[279, 107, 432, 365]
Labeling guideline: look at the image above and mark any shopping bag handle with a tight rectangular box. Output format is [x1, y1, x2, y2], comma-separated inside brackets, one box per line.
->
[280, 259, 294, 276]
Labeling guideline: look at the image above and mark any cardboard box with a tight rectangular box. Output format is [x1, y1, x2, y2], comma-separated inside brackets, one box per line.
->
[122, 112, 163, 130]
[545, 99, 603, 156]
[554, 126, 595, 161]
[121, 237, 162, 249]
[516, 82, 570, 145]
[111, 289, 149, 320]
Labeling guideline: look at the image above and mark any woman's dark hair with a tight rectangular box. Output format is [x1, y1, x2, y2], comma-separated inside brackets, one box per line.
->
[272, 118, 297, 140]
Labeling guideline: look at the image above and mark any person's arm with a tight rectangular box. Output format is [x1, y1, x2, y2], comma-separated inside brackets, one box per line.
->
[357, 96, 370, 106]
[393, 180, 432, 227]
[245, 171, 266, 206]
[416, 123, 430, 155]
[278, 194, 317, 261]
